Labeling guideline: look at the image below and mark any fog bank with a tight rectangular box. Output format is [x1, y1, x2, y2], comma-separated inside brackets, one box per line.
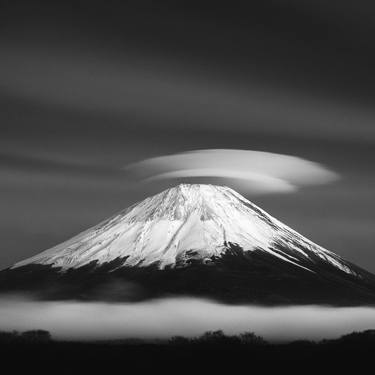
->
[1, 297, 375, 342]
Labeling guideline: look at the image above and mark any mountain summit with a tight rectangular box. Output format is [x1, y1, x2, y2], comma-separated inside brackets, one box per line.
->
[2, 184, 375, 305]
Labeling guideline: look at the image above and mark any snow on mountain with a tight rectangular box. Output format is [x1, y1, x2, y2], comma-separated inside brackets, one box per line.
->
[12, 184, 356, 275]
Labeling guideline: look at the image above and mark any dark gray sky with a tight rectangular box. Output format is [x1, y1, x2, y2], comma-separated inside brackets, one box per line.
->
[0, 1, 374, 271]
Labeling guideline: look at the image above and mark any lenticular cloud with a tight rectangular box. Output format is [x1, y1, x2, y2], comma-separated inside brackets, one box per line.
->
[126, 149, 338, 194]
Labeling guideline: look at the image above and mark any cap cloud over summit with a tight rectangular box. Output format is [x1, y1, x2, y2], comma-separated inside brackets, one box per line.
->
[126, 149, 339, 195]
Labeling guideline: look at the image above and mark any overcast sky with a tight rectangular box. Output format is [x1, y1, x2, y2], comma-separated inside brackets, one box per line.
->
[0, 1, 374, 271]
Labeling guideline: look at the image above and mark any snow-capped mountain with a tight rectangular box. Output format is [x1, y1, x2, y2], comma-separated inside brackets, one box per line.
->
[12, 184, 355, 274]
[2, 184, 375, 305]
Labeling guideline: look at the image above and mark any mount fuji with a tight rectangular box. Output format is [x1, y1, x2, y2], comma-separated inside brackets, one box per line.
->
[1, 184, 375, 305]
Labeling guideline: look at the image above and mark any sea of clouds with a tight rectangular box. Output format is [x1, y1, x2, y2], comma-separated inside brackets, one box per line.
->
[1, 296, 375, 342]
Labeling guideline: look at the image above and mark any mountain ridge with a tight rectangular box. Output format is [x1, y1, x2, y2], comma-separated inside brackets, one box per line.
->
[2, 184, 375, 305]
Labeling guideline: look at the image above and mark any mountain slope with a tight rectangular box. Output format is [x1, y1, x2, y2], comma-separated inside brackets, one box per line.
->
[2, 184, 375, 305]
[11, 184, 357, 275]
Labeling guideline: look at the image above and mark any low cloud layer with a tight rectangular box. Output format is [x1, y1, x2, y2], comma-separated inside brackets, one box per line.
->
[127, 149, 338, 194]
[1, 297, 375, 342]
